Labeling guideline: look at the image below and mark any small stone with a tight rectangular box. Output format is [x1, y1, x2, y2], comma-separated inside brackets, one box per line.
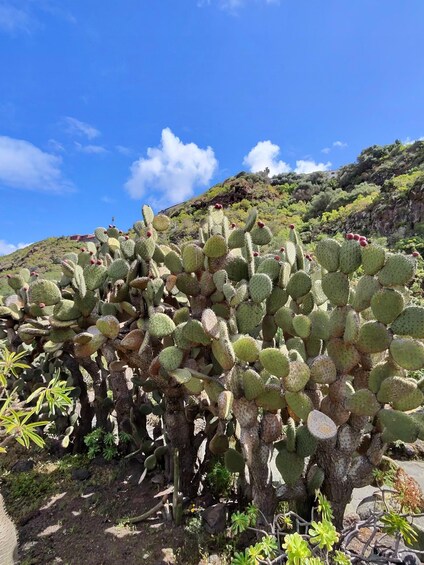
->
[202, 503, 227, 534]
[71, 468, 92, 481]
[11, 459, 35, 473]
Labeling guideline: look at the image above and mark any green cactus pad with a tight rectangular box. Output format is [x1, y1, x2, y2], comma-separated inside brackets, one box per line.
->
[345, 389, 380, 417]
[275, 447, 305, 486]
[274, 306, 295, 334]
[182, 244, 204, 273]
[283, 361, 310, 392]
[182, 319, 211, 345]
[212, 335, 236, 371]
[292, 314, 311, 339]
[120, 238, 136, 259]
[378, 409, 419, 443]
[107, 258, 129, 281]
[225, 256, 249, 281]
[307, 311, 329, 341]
[224, 448, 245, 473]
[236, 301, 265, 333]
[96, 315, 120, 339]
[266, 286, 288, 315]
[233, 336, 261, 363]
[242, 368, 265, 400]
[339, 239, 362, 274]
[327, 338, 360, 373]
[149, 313, 176, 338]
[250, 225, 273, 246]
[249, 273, 273, 303]
[361, 243, 386, 275]
[296, 425, 318, 458]
[53, 299, 81, 321]
[164, 250, 183, 274]
[351, 275, 381, 312]
[378, 253, 415, 287]
[315, 238, 341, 272]
[259, 348, 289, 377]
[356, 321, 392, 354]
[285, 391, 313, 420]
[209, 433, 230, 455]
[309, 355, 337, 384]
[368, 361, 398, 394]
[343, 309, 360, 343]
[286, 271, 312, 300]
[203, 234, 228, 258]
[152, 213, 171, 232]
[255, 388, 286, 411]
[390, 338, 424, 370]
[370, 289, 404, 325]
[158, 346, 184, 372]
[228, 227, 246, 249]
[378, 376, 423, 411]
[256, 257, 281, 281]
[94, 227, 109, 243]
[135, 237, 156, 260]
[28, 279, 61, 306]
[391, 306, 424, 339]
[176, 273, 201, 296]
[322, 271, 350, 306]
[84, 263, 107, 291]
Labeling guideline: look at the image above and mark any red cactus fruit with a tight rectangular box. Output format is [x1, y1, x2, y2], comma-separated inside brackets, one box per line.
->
[346, 233, 354, 240]
[257, 221, 265, 228]
[289, 224, 295, 229]
[360, 240, 367, 247]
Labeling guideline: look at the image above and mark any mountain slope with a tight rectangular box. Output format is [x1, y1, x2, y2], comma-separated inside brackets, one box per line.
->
[1, 139, 424, 296]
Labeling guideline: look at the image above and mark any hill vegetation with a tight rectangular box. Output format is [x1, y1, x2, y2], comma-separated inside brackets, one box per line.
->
[1, 139, 424, 296]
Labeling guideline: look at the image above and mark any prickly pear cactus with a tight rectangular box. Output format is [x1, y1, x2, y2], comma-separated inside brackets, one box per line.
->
[1, 202, 424, 527]
[0, 492, 18, 565]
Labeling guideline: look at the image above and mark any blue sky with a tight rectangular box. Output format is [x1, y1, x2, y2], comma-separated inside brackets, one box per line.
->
[1, 0, 423, 253]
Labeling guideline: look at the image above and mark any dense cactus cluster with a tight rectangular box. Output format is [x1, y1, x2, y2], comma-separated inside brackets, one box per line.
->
[1, 204, 424, 527]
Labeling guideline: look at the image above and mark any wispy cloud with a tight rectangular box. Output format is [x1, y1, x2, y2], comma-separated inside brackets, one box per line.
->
[64, 117, 100, 140]
[48, 138, 65, 153]
[243, 140, 290, 175]
[294, 160, 331, 174]
[0, 135, 73, 192]
[244, 140, 331, 175]
[198, 0, 279, 13]
[101, 196, 116, 204]
[0, 239, 31, 256]
[74, 142, 108, 155]
[322, 140, 348, 154]
[0, 2, 32, 33]
[116, 145, 133, 156]
[125, 128, 218, 207]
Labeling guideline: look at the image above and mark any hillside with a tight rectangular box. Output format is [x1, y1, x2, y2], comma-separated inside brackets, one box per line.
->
[1, 139, 424, 296]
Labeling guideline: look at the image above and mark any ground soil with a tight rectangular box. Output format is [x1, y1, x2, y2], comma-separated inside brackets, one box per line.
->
[0, 446, 212, 565]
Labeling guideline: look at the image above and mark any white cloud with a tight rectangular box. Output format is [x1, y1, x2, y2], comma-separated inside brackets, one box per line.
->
[244, 140, 331, 176]
[116, 145, 133, 156]
[64, 117, 100, 140]
[321, 140, 348, 153]
[74, 142, 107, 154]
[101, 196, 115, 204]
[0, 239, 31, 256]
[48, 138, 65, 153]
[333, 140, 347, 148]
[0, 3, 31, 33]
[294, 160, 332, 174]
[243, 140, 290, 175]
[198, 0, 279, 11]
[0, 135, 72, 192]
[125, 128, 218, 206]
